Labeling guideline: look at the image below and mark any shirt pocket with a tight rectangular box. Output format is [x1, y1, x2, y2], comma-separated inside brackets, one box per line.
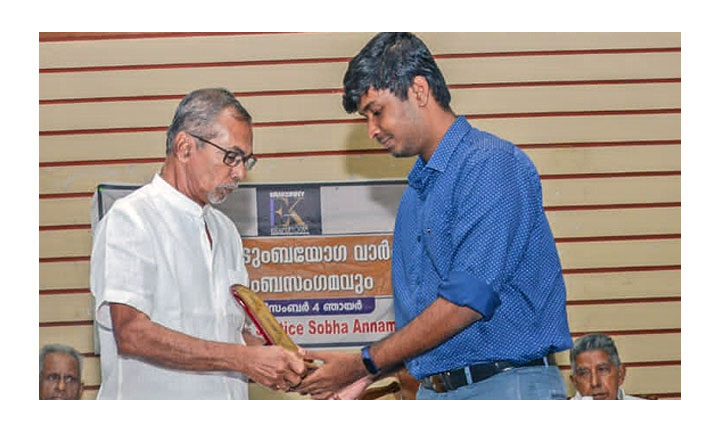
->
[422, 215, 452, 279]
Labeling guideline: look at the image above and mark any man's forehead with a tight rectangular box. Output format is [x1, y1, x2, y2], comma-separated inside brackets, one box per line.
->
[44, 352, 79, 369]
[576, 350, 613, 365]
[359, 87, 391, 113]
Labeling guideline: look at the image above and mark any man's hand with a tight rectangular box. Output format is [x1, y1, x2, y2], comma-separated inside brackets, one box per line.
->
[241, 345, 307, 392]
[295, 350, 367, 398]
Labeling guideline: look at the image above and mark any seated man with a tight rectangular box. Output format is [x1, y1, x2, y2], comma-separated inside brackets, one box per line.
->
[39, 344, 84, 400]
[569, 333, 644, 400]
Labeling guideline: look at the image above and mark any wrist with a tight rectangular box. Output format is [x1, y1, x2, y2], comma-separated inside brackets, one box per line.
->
[361, 345, 380, 375]
[234, 344, 255, 374]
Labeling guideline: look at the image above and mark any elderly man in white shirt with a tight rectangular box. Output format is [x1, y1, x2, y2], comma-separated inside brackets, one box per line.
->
[569, 333, 645, 400]
[91, 88, 306, 399]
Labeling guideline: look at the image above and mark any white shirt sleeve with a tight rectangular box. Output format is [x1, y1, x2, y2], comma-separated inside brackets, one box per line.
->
[91, 202, 157, 330]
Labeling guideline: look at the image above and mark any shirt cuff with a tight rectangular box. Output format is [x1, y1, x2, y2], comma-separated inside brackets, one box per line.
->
[437, 271, 501, 320]
[95, 289, 153, 330]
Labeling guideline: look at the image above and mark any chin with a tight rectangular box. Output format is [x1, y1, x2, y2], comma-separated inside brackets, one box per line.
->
[207, 189, 232, 205]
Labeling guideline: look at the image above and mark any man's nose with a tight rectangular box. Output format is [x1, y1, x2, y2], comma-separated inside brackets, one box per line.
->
[590, 371, 600, 387]
[231, 163, 246, 182]
[57, 378, 66, 391]
[367, 118, 379, 140]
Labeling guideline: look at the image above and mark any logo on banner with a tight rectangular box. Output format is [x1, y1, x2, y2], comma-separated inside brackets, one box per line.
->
[257, 186, 322, 236]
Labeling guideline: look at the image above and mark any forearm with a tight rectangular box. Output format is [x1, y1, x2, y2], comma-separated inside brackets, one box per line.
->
[369, 297, 482, 371]
[111, 303, 307, 390]
[111, 303, 249, 373]
[113, 312, 242, 372]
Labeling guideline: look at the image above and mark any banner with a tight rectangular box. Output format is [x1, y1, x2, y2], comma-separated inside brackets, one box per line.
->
[92, 180, 406, 349]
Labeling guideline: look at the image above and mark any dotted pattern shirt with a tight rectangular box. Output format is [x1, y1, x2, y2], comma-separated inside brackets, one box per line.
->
[392, 116, 572, 379]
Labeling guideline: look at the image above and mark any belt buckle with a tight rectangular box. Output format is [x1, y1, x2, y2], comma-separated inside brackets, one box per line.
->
[496, 361, 513, 373]
[431, 374, 446, 393]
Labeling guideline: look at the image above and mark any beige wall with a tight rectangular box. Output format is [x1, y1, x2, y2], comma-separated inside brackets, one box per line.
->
[39, 32, 680, 400]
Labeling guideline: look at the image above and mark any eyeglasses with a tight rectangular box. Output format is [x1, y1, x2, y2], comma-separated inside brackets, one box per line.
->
[188, 133, 257, 170]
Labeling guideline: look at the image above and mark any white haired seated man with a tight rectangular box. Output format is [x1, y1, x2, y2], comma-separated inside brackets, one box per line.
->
[569, 333, 644, 400]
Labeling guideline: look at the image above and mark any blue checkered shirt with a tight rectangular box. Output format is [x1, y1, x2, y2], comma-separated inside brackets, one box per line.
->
[392, 116, 572, 379]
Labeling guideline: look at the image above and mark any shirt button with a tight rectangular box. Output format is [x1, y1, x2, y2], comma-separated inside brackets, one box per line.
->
[426, 228, 431, 233]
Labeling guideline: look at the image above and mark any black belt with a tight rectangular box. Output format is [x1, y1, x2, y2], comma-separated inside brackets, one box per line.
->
[420, 357, 549, 393]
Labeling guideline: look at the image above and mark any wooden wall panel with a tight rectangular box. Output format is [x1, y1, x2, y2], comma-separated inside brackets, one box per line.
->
[39, 260, 90, 290]
[39, 33, 679, 69]
[39, 160, 680, 197]
[547, 207, 679, 238]
[567, 302, 680, 332]
[40, 52, 679, 100]
[40, 201, 681, 239]
[39, 83, 679, 131]
[39, 197, 93, 226]
[39, 228, 92, 259]
[541, 175, 679, 206]
[40, 293, 94, 323]
[39, 32, 681, 399]
[40, 324, 95, 353]
[564, 269, 680, 301]
[557, 239, 679, 269]
[40, 114, 680, 163]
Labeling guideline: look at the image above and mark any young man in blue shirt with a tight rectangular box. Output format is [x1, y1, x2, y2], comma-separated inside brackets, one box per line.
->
[297, 32, 572, 400]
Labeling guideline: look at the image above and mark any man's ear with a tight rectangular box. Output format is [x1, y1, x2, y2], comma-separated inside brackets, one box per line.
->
[617, 364, 627, 386]
[410, 76, 430, 107]
[174, 131, 193, 163]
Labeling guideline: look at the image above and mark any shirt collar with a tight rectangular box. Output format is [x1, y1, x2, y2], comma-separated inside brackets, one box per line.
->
[152, 173, 209, 218]
[408, 115, 472, 189]
[571, 388, 629, 400]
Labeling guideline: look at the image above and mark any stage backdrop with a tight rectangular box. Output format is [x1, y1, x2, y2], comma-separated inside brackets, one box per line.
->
[92, 180, 407, 349]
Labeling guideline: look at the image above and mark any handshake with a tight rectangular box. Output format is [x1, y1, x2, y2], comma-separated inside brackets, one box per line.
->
[232, 285, 385, 400]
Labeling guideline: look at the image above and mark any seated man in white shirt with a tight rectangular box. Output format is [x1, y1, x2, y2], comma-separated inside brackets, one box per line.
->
[90, 88, 306, 399]
[39, 344, 84, 400]
[569, 333, 644, 400]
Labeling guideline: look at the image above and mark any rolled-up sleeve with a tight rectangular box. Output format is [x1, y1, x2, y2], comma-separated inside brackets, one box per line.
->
[437, 271, 501, 319]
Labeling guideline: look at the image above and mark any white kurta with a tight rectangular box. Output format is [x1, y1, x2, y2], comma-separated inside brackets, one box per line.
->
[91, 174, 250, 399]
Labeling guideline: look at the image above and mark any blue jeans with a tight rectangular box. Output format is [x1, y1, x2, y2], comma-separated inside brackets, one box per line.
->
[416, 365, 567, 400]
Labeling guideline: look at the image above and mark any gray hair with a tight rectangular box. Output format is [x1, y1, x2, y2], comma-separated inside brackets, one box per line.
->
[40, 343, 83, 377]
[165, 88, 252, 155]
[569, 333, 622, 374]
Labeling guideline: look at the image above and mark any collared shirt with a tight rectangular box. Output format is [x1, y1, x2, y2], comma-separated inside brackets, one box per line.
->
[571, 389, 645, 400]
[90, 174, 250, 399]
[392, 116, 572, 379]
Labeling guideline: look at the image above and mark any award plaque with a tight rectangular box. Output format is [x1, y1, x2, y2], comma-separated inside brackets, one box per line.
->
[231, 284, 299, 352]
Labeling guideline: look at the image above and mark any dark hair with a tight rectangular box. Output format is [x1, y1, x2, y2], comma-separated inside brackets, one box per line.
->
[165, 88, 252, 155]
[342, 32, 451, 113]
